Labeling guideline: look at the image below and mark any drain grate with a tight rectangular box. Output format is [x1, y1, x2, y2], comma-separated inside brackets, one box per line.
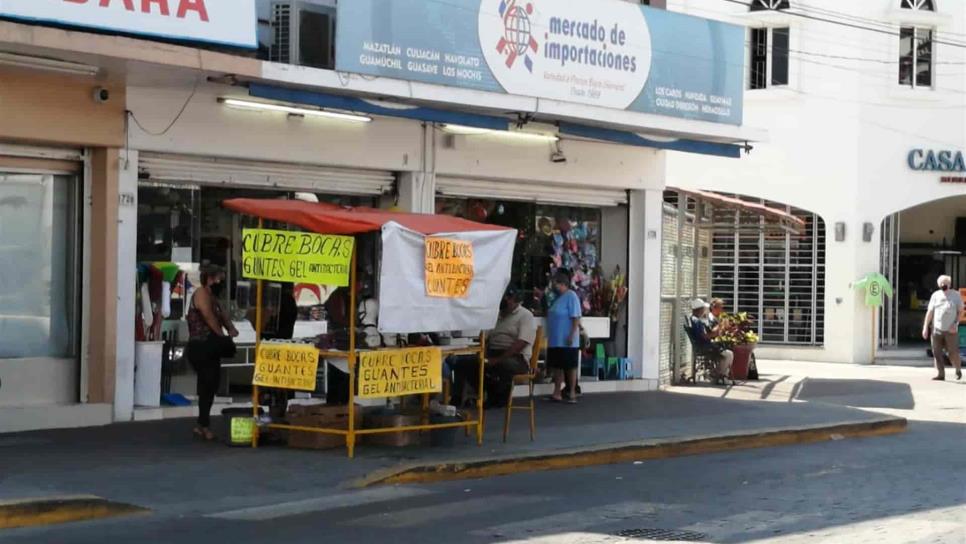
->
[615, 528, 708, 541]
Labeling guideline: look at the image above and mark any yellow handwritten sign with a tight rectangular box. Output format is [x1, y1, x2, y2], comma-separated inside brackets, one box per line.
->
[424, 237, 474, 298]
[358, 347, 442, 398]
[252, 343, 319, 391]
[241, 228, 354, 286]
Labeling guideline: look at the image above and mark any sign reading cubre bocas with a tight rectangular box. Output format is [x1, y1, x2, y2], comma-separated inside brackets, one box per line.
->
[0, 0, 256, 49]
[424, 237, 475, 299]
[358, 347, 443, 399]
[253, 343, 320, 391]
[335, 0, 744, 125]
[241, 228, 354, 286]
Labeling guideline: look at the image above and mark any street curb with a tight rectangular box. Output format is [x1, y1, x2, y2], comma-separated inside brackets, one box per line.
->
[0, 495, 149, 530]
[352, 416, 907, 487]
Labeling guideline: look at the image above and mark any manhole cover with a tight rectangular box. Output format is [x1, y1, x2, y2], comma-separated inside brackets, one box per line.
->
[615, 528, 708, 541]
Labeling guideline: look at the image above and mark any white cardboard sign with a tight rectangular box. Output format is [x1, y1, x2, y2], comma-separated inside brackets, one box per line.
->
[0, 0, 256, 49]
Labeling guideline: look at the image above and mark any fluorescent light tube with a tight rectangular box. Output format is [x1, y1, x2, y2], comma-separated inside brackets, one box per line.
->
[219, 98, 372, 123]
[442, 124, 559, 142]
[0, 52, 99, 76]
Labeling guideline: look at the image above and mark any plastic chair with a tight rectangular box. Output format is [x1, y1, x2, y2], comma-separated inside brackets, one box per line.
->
[503, 327, 543, 443]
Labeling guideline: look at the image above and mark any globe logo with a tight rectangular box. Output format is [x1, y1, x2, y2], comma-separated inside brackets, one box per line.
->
[495, 0, 538, 73]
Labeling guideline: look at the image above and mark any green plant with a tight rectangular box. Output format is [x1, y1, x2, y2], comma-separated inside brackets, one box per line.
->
[713, 312, 759, 348]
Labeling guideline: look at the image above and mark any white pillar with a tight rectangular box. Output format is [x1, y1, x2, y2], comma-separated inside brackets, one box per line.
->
[397, 172, 436, 214]
[628, 189, 663, 388]
[114, 150, 138, 421]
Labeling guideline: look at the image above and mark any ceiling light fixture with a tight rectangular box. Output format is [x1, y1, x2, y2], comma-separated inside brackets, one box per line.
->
[218, 97, 372, 123]
[441, 124, 559, 142]
[0, 52, 100, 76]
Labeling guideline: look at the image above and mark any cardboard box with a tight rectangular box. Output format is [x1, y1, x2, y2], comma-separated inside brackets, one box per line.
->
[362, 411, 423, 447]
[286, 404, 362, 450]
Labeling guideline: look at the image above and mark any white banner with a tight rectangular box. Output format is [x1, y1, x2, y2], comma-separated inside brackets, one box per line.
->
[0, 0, 256, 49]
[378, 222, 516, 334]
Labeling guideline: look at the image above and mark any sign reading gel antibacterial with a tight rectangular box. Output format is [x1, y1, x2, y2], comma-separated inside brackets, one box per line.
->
[0, 0, 256, 49]
[479, 0, 651, 109]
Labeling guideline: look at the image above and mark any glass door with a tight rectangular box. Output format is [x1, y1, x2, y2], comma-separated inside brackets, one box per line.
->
[0, 172, 80, 360]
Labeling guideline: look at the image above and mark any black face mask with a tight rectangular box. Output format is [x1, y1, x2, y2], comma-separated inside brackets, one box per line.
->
[210, 282, 225, 297]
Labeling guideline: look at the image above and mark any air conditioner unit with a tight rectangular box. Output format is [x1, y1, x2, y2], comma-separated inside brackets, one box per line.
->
[270, 1, 337, 70]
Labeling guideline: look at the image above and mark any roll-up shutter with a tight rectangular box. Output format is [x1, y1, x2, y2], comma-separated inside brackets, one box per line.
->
[436, 176, 628, 207]
[138, 153, 394, 196]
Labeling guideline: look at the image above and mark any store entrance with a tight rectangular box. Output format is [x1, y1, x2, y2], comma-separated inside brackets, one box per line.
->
[879, 194, 966, 349]
[0, 161, 81, 407]
[136, 183, 378, 401]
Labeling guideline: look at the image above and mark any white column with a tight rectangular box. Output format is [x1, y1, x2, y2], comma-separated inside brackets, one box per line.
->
[396, 123, 436, 214]
[628, 188, 663, 388]
[397, 172, 436, 214]
[114, 150, 138, 421]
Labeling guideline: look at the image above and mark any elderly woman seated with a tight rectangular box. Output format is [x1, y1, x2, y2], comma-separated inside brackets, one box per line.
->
[688, 298, 734, 383]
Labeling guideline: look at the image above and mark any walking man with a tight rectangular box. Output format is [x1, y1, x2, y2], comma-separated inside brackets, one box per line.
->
[922, 275, 963, 381]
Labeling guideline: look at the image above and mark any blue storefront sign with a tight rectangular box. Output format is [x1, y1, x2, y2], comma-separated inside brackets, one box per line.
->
[335, 0, 745, 125]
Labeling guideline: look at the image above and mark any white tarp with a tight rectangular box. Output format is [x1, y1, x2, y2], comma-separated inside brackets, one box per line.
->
[378, 222, 516, 334]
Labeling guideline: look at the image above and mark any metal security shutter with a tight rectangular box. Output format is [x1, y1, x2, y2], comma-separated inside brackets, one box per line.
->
[436, 176, 628, 207]
[711, 200, 826, 346]
[138, 153, 394, 196]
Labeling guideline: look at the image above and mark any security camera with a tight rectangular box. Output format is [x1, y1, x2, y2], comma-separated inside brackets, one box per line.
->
[93, 87, 110, 104]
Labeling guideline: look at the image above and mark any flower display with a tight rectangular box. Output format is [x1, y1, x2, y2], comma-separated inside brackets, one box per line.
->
[713, 312, 759, 348]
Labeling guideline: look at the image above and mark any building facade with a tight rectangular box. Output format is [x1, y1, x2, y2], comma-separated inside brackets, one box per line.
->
[0, 0, 758, 430]
[667, 0, 966, 364]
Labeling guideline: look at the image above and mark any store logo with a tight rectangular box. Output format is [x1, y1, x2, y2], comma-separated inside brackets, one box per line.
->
[479, 0, 651, 110]
[495, 0, 539, 73]
[908, 149, 966, 172]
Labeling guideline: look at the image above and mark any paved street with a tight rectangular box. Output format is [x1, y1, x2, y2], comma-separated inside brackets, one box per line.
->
[3, 357, 964, 543]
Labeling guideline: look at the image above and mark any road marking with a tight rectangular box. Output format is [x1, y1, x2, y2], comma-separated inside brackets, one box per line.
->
[207, 487, 431, 521]
[348, 494, 551, 528]
[471, 501, 671, 538]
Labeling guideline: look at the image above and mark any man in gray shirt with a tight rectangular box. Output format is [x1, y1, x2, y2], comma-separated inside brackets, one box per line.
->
[922, 275, 964, 381]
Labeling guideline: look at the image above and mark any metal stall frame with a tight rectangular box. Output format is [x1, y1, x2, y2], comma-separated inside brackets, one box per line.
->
[223, 204, 503, 459]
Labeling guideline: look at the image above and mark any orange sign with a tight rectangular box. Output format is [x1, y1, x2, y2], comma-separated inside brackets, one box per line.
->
[424, 237, 474, 298]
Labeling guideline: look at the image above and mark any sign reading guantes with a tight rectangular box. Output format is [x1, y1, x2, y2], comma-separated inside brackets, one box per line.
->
[0, 0, 256, 48]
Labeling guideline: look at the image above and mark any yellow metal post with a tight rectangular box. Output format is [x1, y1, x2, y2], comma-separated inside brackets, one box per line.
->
[252, 218, 264, 448]
[346, 246, 358, 458]
[476, 331, 486, 446]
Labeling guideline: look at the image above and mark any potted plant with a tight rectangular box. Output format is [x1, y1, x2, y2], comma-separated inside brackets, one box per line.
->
[713, 312, 759, 380]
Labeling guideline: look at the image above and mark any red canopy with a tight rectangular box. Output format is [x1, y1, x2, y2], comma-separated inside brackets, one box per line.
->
[222, 198, 511, 235]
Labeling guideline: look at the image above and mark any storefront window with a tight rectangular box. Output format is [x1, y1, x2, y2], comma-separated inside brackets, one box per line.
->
[436, 198, 605, 316]
[0, 173, 78, 359]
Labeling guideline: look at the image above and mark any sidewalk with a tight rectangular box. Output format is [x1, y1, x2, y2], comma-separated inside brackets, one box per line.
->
[0, 385, 903, 522]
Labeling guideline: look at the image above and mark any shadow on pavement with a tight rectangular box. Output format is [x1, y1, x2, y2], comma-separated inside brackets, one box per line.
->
[790, 378, 916, 410]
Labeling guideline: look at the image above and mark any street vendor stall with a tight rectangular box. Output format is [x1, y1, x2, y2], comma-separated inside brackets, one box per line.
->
[222, 199, 516, 457]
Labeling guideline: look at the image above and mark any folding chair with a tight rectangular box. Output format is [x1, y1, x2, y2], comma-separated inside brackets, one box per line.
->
[681, 324, 720, 384]
[503, 327, 543, 443]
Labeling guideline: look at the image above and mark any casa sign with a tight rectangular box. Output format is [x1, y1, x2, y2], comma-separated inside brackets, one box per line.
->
[907, 149, 966, 184]
[0, 0, 256, 49]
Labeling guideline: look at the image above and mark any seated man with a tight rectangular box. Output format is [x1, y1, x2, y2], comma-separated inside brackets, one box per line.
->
[448, 288, 537, 409]
[689, 298, 733, 382]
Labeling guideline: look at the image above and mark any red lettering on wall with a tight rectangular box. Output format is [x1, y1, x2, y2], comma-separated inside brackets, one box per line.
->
[177, 0, 209, 21]
[141, 0, 170, 15]
[99, 0, 135, 10]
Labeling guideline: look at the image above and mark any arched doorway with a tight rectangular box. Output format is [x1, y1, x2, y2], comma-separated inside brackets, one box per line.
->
[879, 194, 966, 349]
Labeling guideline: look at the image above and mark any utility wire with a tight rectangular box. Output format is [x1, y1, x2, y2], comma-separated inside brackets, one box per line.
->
[719, 0, 966, 49]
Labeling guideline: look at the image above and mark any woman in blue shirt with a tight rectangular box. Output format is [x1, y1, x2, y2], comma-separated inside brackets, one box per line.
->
[546, 271, 582, 403]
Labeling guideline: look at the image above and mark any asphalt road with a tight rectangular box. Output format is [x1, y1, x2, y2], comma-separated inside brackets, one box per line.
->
[5, 360, 965, 543]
